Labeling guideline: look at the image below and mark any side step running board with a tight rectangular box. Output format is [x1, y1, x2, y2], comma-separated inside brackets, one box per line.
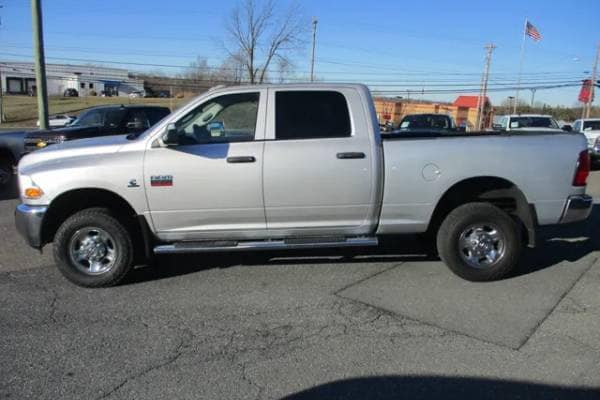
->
[153, 236, 378, 254]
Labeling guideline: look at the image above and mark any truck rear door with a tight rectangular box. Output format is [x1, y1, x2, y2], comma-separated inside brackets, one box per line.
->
[262, 88, 376, 235]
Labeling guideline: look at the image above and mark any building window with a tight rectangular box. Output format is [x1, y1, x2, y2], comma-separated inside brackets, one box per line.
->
[7, 77, 24, 94]
[89, 83, 94, 89]
[80, 82, 85, 89]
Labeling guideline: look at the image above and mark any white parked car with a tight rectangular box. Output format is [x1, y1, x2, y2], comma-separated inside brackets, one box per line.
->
[572, 118, 600, 145]
[494, 114, 565, 132]
[36, 114, 76, 128]
[572, 118, 600, 163]
[128, 91, 145, 98]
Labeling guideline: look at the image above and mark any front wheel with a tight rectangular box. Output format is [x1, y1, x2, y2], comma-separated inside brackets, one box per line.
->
[53, 208, 134, 287]
[436, 202, 522, 281]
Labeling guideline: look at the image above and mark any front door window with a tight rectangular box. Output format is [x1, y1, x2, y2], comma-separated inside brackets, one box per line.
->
[172, 92, 259, 145]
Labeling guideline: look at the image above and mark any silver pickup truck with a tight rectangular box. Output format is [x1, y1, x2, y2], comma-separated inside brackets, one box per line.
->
[15, 84, 593, 287]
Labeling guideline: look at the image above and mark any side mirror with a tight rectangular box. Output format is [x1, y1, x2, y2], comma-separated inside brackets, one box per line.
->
[562, 125, 572, 132]
[162, 123, 179, 146]
[207, 121, 225, 135]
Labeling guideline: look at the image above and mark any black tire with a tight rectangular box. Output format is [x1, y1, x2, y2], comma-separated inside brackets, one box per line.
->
[436, 202, 522, 282]
[53, 208, 134, 288]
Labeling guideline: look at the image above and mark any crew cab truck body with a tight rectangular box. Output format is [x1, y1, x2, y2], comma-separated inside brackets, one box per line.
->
[15, 84, 593, 287]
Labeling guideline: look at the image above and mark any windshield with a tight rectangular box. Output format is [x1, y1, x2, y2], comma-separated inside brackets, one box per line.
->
[399, 115, 452, 130]
[510, 117, 558, 129]
[583, 120, 600, 131]
[71, 108, 126, 128]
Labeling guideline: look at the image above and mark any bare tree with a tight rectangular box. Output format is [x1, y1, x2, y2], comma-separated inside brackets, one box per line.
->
[225, 0, 306, 84]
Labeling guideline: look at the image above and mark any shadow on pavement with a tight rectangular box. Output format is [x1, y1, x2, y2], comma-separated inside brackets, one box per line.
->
[515, 204, 600, 277]
[125, 205, 600, 285]
[280, 376, 600, 400]
[124, 235, 436, 285]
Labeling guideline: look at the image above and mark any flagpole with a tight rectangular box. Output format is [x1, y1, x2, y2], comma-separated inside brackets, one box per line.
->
[514, 17, 528, 114]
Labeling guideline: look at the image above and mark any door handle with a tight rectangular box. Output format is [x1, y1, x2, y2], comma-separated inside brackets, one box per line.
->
[337, 152, 366, 159]
[227, 156, 256, 163]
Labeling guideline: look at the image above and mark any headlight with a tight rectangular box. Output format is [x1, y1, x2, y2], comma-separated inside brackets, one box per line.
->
[20, 175, 44, 200]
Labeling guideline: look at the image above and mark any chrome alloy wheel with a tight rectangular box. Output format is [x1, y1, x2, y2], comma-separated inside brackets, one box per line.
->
[458, 224, 506, 269]
[69, 227, 117, 275]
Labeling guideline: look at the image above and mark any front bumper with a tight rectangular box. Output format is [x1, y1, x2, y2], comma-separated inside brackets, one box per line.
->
[15, 204, 47, 249]
[559, 194, 593, 224]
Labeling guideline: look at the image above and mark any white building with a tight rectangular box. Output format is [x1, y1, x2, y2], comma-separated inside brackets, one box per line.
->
[0, 61, 144, 97]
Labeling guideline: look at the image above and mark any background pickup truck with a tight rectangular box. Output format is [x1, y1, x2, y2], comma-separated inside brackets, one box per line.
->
[493, 114, 571, 133]
[392, 113, 464, 135]
[15, 84, 592, 287]
[0, 105, 170, 190]
[0, 130, 26, 189]
[23, 104, 170, 153]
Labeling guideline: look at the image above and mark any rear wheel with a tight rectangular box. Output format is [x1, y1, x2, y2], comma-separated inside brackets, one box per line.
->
[436, 202, 522, 281]
[53, 208, 134, 287]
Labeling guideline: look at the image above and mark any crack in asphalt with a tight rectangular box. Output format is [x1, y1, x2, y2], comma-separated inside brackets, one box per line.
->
[94, 329, 194, 400]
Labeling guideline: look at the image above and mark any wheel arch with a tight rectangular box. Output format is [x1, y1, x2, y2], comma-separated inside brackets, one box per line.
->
[41, 188, 154, 260]
[428, 176, 537, 247]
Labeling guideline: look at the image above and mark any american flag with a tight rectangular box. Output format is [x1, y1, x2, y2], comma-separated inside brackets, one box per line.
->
[525, 21, 542, 41]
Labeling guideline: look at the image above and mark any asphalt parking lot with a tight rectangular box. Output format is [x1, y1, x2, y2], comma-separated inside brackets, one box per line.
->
[1, 175, 600, 399]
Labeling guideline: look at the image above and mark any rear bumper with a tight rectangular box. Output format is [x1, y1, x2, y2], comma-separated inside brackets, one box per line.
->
[559, 195, 593, 224]
[15, 204, 47, 249]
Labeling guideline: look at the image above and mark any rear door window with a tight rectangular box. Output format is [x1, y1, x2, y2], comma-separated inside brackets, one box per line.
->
[275, 91, 351, 140]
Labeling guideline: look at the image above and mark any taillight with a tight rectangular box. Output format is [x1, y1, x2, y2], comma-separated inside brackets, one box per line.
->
[573, 150, 590, 187]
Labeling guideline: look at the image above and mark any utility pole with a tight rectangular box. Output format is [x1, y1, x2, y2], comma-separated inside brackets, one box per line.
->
[310, 17, 318, 82]
[31, 0, 49, 129]
[0, 62, 4, 124]
[530, 88, 536, 108]
[476, 43, 496, 131]
[0, 5, 4, 124]
[585, 41, 600, 119]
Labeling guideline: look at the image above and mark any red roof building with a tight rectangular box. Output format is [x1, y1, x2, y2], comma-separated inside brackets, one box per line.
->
[453, 95, 491, 109]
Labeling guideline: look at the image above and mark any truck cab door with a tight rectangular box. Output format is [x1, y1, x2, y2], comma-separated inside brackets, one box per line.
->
[262, 88, 378, 236]
[144, 89, 267, 241]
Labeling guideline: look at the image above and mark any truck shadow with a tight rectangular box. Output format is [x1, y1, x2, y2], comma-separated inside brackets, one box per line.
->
[515, 204, 600, 276]
[125, 205, 600, 285]
[280, 375, 600, 400]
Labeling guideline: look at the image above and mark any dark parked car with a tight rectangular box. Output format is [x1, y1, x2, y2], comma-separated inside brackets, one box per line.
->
[391, 113, 464, 135]
[0, 130, 27, 189]
[63, 88, 79, 97]
[23, 105, 171, 154]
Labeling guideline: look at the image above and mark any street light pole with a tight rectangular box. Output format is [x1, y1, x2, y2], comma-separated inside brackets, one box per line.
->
[31, 0, 49, 129]
[310, 17, 318, 82]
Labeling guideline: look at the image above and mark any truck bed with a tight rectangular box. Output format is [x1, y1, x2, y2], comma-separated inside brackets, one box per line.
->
[377, 131, 588, 234]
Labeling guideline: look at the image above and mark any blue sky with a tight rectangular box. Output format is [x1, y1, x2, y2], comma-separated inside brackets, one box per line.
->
[0, 0, 599, 106]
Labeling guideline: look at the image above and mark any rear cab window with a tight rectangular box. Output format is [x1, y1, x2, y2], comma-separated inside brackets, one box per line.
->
[275, 91, 352, 140]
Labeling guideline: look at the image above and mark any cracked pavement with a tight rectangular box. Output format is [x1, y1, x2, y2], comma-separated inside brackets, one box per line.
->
[1, 174, 600, 399]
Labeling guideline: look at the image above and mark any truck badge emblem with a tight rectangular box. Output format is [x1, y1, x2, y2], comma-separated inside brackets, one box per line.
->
[151, 175, 173, 187]
[128, 179, 140, 188]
